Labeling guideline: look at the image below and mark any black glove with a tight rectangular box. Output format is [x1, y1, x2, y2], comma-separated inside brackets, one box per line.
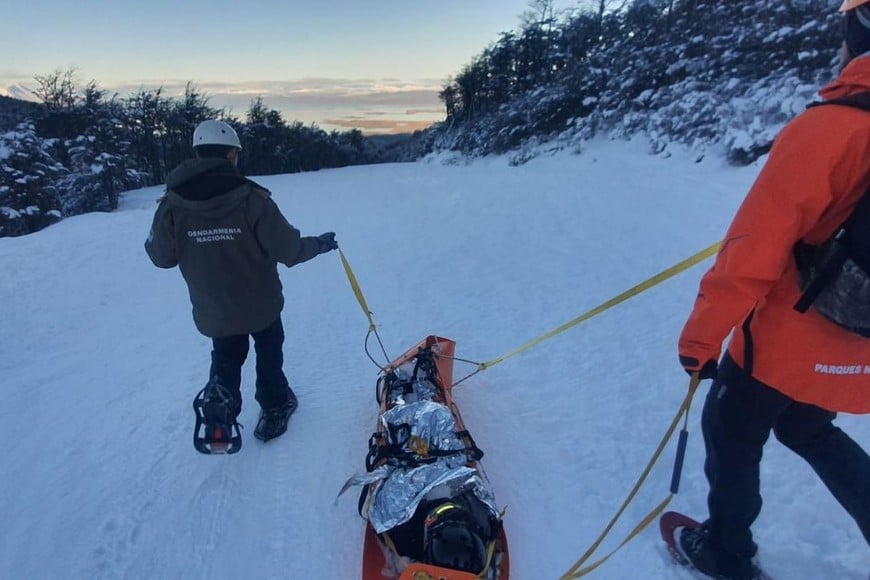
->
[316, 232, 338, 253]
[679, 355, 718, 380]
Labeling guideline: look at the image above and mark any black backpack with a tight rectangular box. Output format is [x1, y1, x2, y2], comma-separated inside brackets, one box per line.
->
[793, 94, 870, 337]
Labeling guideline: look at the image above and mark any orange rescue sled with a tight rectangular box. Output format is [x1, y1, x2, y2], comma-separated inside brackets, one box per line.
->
[359, 336, 510, 580]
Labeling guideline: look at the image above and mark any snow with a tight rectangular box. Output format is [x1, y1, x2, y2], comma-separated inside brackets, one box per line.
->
[0, 138, 867, 579]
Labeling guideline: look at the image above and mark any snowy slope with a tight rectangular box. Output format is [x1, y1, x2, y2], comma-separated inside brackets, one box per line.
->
[1, 139, 867, 580]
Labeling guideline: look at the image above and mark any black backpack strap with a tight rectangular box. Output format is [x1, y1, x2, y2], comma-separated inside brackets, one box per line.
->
[741, 308, 756, 376]
[813, 96, 870, 272]
[791, 93, 870, 313]
[844, 185, 870, 273]
[807, 92, 870, 112]
[793, 228, 851, 313]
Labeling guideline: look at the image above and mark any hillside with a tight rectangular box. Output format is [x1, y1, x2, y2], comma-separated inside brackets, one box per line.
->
[0, 94, 40, 130]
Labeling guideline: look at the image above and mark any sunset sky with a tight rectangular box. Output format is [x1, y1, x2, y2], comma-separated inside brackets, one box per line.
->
[1, 0, 576, 134]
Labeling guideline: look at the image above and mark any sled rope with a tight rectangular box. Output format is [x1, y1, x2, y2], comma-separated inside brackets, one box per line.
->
[473, 242, 721, 374]
[339, 241, 720, 385]
[339, 248, 391, 366]
[559, 374, 701, 579]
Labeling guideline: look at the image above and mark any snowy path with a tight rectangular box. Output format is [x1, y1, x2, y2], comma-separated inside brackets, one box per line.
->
[1, 140, 867, 579]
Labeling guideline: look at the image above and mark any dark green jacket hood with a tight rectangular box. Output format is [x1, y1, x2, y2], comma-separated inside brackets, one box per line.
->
[164, 157, 267, 220]
[166, 158, 250, 200]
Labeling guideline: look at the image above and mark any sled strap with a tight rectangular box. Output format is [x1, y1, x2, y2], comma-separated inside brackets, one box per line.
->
[558, 374, 701, 579]
[339, 248, 391, 364]
[475, 539, 499, 579]
[366, 433, 481, 470]
[474, 242, 722, 375]
[339, 248, 376, 330]
[381, 532, 413, 572]
[456, 430, 484, 461]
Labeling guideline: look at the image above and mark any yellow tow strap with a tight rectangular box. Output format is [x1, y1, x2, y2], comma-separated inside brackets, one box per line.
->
[477, 242, 721, 371]
[559, 374, 701, 579]
[339, 248, 378, 332]
[337, 242, 718, 576]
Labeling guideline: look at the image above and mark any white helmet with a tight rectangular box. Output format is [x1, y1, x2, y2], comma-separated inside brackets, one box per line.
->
[192, 120, 242, 150]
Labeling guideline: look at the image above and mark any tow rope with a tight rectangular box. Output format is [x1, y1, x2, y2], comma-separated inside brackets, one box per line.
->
[340, 243, 721, 381]
[339, 248, 391, 367]
[476, 242, 721, 371]
[337, 243, 718, 577]
[450, 241, 721, 386]
[559, 373, 701, 578]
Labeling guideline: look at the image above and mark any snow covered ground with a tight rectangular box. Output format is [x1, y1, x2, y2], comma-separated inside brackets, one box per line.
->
[1, 138, 867, 579]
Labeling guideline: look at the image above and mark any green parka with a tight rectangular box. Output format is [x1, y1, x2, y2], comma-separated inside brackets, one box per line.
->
[145, 157, 322, 337]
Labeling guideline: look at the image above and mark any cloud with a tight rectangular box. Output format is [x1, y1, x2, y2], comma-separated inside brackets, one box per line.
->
[323, 118, 437, 134]
[107, 77, 444, 108]
[0, 75, 447, 134]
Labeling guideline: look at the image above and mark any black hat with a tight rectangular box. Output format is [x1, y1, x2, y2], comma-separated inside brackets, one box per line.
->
[845, 5, 870, 57]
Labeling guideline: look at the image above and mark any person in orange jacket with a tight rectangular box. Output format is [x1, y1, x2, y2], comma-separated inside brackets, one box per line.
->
[674, 1, 870, 578]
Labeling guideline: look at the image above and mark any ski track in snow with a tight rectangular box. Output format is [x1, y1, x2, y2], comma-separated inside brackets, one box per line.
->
[1, 139, 868, 580]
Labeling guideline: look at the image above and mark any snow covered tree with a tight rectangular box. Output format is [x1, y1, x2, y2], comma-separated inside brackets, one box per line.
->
[428, 0, 840, 164]
[0, 123, 64, 237]
[32, 78, 144, 217]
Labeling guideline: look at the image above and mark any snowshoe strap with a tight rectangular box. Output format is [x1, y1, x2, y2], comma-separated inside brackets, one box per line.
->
[192, 384, 242, 455]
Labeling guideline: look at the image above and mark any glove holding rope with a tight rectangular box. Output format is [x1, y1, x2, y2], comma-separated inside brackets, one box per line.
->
[679, 355, 718, 380]
[316, 231, 338, 254]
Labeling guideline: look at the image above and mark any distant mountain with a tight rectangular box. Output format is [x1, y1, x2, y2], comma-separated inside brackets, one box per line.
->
[0, 95, 41, 131]
[0, 84, 38, 102]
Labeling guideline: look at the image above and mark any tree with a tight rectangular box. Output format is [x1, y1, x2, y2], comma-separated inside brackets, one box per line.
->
[439, 81, 459, 119]
[247, 96, 269, 125]
[521, 0, 560, 83]
[0, 123, 64, 236]
[126, 87, 171, 183]
[3, 72, 381, 237]
[31, 67, 79, 110]
[163, 82, 221, 170]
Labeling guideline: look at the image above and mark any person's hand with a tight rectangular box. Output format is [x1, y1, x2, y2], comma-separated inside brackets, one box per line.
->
[679, 355, 718, 380]
[316, 232, 338, 253]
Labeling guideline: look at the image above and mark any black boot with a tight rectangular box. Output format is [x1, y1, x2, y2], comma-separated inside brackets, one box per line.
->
[675, 526, 770, 580]
[254, 395, 297, 442]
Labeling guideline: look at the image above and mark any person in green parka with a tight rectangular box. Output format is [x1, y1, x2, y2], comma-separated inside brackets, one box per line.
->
[145, 119, 337, 442]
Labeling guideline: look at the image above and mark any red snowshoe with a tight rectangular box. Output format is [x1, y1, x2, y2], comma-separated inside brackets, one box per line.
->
[192, 381, 242, 455]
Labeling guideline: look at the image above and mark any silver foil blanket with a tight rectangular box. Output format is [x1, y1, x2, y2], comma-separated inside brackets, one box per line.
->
[339, 399, 498, 533]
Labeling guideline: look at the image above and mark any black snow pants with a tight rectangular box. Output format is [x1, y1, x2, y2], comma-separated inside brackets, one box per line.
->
[209, 317, 295, 412]
[702, 353, 870, 558]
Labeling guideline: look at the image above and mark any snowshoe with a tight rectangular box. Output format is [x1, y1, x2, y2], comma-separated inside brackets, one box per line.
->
[253, 398, 297, 442]
[192, 381, 242, 455]
[660, 511, 771, 580]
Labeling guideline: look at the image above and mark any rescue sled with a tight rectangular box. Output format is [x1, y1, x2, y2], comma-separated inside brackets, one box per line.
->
[356, 336, 510, 580]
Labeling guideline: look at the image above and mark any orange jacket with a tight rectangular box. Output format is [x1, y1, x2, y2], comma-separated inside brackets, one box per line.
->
[679, 56, 870, 414]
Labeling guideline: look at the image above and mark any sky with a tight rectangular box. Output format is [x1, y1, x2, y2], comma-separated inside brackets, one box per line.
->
[1, 138, 868, 579]
[0, 0, 579, 134]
